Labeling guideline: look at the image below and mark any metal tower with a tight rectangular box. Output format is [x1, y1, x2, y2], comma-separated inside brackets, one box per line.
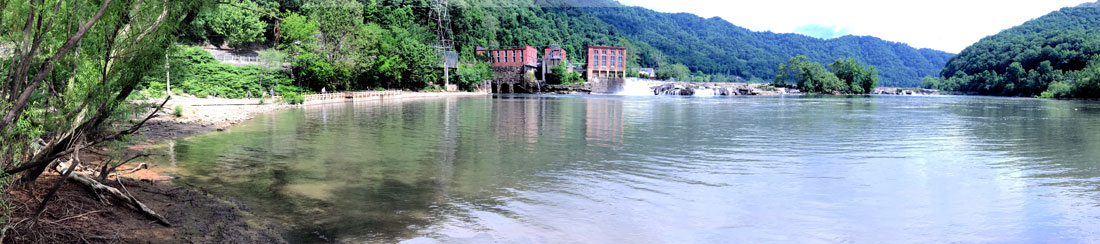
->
[432, 0, 458, 87]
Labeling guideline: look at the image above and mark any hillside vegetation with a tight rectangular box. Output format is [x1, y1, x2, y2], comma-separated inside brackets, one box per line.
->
[930, 1, 1100, 98]
[584, 6, 952, 87]
[161, 0, 953, 93]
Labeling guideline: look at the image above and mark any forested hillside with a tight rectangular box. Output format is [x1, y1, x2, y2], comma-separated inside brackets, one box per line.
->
[931, 1, 1100, 97]
[167, 0, 953, 92]
[583, 6, 953, 87]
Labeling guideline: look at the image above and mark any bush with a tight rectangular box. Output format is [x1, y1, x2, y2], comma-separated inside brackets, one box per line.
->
[1041, 81, 1074, 98]
[454, 63, 493, 90]
[148, 46, 299, 99]
[173, 105, 183, 117]
[281, 91, 305, 104]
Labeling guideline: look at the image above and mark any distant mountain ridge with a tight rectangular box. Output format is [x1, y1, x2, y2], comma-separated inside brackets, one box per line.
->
[582, 6, 954, 87]
[452, 0, 954, 87]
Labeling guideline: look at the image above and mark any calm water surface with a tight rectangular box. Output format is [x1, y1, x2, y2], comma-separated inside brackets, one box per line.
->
[160, 95, 1100, 243]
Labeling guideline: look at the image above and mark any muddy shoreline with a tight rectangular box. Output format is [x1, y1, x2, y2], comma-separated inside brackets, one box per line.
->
[5, 92, 488, 243]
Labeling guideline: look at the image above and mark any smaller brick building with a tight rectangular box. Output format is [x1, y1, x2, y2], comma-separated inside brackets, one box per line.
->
[476, 46, 538, 67]
[543, 47, 567, 65]
[586, 46, 627, 80]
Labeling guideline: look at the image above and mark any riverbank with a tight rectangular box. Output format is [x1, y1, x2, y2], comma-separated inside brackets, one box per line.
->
[3, 91, 488, 243]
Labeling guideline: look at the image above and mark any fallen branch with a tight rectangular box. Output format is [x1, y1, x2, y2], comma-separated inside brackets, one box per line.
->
[100, 154, 148, 181]
[126, 163, 147, 174]
[57, 163, 172, 227]
[46, 210, 106, 225]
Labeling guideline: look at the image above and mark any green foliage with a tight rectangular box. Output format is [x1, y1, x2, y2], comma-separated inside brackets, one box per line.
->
[657, 64, 691, 81]
[920, 76, 942, 89]
[547, 63, 582, 85]
[174, 105, 184, 117]
[161, 46, 292, 98]
[278, 11, 319, 54]
[281, 91, 305, 104]
[198, 0, 270, 47]
[1040, 81, 1074, 98]
[941, 3, 1100, 97]
[582, 2, 952, 87]
[777, 56, 880, 94]
[829, 58, 878, 94]
[454, 63, 493, 90]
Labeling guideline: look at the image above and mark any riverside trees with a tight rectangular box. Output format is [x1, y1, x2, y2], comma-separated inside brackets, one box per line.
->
[1, 0, 215, 232]
[775, 56, 880, 94]
[935, 3, 1100, 98]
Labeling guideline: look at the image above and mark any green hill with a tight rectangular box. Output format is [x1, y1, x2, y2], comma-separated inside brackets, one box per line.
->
[582, 6, 953, 87]
[182, 0, 954, 90]
[445, 0, 952, 87]
[934, 1, 1100, 97]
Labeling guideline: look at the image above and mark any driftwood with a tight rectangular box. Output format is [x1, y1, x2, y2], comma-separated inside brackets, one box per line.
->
[57, 162, 171, 227]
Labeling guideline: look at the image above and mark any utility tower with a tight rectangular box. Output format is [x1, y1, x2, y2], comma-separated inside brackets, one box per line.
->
[432, 0, 458, 89]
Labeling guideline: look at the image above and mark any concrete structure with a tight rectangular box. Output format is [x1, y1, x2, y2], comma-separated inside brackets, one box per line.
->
[490, 66, 539, 94]
[541, 45, 569, 82]
[477, 46, 541, 93]
[586, 46, 627, 79]
[477, 46, 538, 67]
[543, 47, 567, 66]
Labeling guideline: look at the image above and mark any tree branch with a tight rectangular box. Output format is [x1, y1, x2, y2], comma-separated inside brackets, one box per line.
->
[0, 0, 115, 131]
[3, 96, 169, 176]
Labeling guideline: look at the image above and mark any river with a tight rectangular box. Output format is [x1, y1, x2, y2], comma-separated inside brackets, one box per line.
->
[157, 95, 1100, 243]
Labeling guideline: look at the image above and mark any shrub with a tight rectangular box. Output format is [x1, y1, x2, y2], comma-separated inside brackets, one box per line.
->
[281, 91, 305, 104]
[173, 105, 183, 117]
[1041, 81, 1074, 98]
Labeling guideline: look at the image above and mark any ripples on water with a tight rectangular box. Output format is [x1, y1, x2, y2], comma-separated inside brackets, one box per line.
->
[161, 95, 1100, 243]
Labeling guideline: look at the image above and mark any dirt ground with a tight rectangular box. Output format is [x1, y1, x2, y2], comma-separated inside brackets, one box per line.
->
[2, 97, 292, 244]
[3, 175, 286, 243]
[2, 93, 489, 243]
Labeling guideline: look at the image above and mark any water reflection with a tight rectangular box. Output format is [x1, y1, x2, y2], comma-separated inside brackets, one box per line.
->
[163, 95, 1100, 243]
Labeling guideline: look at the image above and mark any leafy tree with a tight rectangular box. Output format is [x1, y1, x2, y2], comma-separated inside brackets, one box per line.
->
[778, 56, 878, 93]
[278, 11, 319, 55]
[455, 63, 493, 90]
[200, 0, 270, 48]
[657, 64, 691, 81]
[303, 0, 364, 63]
[920, 76, 942, 89]
[829, 58, 878, 94]
[548, 63, 583, 85]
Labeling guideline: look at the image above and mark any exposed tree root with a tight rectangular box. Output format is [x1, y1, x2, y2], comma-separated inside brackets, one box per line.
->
[64, 169, 172, 227]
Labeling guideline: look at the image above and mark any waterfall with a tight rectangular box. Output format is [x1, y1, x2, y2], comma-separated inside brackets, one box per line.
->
[616, 78, 727, 97]
[617, 78, 657, 96]
[694, 88, 719, 97]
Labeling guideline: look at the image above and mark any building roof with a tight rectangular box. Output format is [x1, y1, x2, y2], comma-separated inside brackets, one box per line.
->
[476, 45, 535, 51]
[587, 46, 627, 49]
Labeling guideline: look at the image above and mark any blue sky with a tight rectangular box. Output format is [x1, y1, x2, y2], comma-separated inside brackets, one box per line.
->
[615, 0, 1095, 53]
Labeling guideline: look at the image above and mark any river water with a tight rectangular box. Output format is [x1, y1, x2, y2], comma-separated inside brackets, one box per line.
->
[160, 95, 1100, 243]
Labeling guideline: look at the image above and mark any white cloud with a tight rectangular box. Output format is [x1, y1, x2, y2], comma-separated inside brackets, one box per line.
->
[794, 24, 851, 39]
[615, 0, 1094, 53]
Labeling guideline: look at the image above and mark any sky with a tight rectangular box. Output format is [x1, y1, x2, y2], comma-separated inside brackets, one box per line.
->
[614, 0, 1095, 53]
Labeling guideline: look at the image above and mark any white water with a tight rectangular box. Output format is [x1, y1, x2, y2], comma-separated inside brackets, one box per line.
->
[617, 78, 721, 97]
[694, 88, 719, 97]
[617, 78, 658, 96]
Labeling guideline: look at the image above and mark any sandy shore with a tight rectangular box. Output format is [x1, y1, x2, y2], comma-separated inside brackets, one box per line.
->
[4, 91, 488, 243]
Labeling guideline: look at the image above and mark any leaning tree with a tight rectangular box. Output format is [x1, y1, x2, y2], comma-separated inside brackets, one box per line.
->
[0, 0, 215, 236]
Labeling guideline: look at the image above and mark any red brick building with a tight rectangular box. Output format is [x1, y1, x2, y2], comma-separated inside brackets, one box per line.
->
[586, 46, 627, 79]
[543, 47, 567, 64]
[476, 46, 538, 67]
